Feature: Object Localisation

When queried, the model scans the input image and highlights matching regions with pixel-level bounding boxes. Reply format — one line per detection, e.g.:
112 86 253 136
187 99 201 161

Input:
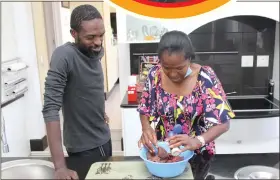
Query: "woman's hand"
138 126 157 153
167 134 202 152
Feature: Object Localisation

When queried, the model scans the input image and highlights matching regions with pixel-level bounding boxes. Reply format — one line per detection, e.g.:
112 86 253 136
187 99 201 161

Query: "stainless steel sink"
234 165 279 179
1 159 55 179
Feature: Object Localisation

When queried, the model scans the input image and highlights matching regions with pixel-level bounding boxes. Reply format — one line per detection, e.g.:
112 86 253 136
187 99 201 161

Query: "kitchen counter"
120 92 279 155
120 92 280 119
2 154 279 179
1 156 142 180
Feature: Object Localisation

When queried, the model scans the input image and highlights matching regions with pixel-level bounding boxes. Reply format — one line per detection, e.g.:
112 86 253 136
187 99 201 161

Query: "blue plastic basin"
139 141 194 178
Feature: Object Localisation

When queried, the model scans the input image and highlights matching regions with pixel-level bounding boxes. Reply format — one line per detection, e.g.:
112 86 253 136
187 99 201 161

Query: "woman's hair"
157 30 195 61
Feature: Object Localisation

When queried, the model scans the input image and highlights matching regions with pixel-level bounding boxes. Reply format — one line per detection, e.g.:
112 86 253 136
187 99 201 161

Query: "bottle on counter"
128 75 138 102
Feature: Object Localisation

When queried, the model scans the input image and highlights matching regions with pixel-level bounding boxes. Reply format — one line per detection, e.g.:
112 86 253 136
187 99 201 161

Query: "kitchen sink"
227 96 279 112
1 159 55 179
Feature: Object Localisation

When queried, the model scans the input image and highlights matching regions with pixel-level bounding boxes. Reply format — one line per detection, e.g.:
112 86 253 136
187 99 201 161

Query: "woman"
137 30 235 179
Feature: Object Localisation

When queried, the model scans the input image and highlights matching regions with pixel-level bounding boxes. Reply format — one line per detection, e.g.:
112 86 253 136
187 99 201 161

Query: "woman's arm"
200 122 229 144
137 66 159 150
199 66 235 144
140 114 151 130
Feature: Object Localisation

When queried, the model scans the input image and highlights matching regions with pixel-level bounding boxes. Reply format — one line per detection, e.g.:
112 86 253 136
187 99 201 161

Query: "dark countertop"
1 156 141 180
120 92 280 119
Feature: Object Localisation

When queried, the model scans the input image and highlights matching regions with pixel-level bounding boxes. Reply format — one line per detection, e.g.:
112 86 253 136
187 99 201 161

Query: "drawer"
218 117 279 142
215 137 279 154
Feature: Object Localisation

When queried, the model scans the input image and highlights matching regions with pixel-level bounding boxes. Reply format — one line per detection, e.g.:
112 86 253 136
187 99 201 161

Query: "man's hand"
54 167 78 180
104 113 109 124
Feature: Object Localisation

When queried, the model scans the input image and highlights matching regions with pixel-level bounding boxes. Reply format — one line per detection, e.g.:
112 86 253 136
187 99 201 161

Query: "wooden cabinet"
70 2 119 94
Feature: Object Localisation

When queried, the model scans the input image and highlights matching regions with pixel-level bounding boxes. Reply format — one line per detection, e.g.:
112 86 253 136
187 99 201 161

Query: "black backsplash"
130 16 277 96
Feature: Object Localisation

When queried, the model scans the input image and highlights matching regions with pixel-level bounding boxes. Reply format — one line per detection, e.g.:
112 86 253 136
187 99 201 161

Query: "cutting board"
85 161 193 179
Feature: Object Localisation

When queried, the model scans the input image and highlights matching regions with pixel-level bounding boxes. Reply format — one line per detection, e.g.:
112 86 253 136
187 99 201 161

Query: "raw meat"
146 147 184 163
158 147 169 159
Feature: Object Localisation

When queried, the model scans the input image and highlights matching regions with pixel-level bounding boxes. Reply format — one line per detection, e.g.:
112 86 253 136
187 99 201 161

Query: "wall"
1 3 19 62
191 17 276 96
186 16 275 96
13 2 46 140
273 23 279 100
31 2 50 102
117 8 131 99
110 6 116 13
1 2 46 156
1 2 30 157
60 6 72 44
103 2 119 92
116 1 279 98
117 1 279 43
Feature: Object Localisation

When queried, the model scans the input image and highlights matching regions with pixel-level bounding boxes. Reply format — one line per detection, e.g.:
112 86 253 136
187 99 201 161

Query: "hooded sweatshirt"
42 42 111 153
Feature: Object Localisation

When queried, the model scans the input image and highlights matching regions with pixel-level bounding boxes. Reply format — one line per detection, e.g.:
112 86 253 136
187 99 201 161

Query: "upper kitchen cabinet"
69 2 119 95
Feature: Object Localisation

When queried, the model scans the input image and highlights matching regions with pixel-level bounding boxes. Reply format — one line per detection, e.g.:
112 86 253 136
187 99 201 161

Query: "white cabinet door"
1 97 30 157
215 117 279 154
122 108 142 156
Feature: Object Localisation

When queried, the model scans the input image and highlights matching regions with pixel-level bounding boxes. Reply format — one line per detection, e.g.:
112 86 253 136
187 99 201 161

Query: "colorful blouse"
137 65 235 155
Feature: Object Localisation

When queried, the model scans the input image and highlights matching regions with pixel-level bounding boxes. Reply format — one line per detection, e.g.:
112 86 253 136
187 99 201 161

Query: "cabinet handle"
237 140 242 144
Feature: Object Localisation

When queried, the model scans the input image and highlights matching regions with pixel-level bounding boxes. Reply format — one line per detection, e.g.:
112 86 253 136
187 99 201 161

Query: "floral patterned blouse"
137 65 235 155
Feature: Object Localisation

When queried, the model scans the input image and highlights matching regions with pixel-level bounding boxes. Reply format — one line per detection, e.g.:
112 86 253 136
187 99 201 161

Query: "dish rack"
1 58 28 103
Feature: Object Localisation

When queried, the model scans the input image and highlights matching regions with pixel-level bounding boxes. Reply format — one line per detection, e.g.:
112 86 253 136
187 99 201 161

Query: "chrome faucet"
1 114 9 153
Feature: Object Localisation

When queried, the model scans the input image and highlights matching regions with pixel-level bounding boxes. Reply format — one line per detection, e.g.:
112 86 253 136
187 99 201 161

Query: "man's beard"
76 37 102 57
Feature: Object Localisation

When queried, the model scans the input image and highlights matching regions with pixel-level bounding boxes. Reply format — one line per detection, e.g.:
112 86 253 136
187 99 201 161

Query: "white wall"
1 2 46 156
117 1 279 43
1 3 19 62
103 3 119 92
273 23 279 100
117 43 130 100
60 7 72 44
13 2 46 140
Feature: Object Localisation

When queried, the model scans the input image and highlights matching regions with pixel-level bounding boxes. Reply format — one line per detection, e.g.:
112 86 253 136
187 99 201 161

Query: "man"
42 4 111 179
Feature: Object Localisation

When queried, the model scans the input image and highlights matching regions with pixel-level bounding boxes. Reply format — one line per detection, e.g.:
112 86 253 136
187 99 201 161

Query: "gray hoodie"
42 42 110 153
